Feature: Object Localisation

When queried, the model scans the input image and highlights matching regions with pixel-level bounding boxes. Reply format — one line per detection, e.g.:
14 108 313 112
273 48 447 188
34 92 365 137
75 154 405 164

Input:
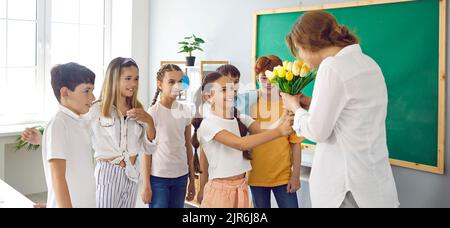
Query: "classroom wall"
4 144 46 195
148 0 450 208
133 0 150 107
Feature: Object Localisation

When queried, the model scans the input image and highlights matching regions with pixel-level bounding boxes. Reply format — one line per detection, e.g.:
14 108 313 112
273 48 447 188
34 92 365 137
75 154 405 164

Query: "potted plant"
178 35 205 66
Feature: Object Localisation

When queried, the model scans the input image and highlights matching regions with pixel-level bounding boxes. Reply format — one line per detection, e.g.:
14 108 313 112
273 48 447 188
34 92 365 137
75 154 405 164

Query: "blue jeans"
250 185 299 208
149 175 188 208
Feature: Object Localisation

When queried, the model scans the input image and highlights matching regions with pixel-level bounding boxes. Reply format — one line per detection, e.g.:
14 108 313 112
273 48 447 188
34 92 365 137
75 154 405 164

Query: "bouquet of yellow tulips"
266 60 317 95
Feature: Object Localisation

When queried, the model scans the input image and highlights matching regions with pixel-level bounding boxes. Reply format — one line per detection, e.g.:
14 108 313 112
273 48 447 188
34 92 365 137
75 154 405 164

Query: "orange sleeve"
288 133 304 144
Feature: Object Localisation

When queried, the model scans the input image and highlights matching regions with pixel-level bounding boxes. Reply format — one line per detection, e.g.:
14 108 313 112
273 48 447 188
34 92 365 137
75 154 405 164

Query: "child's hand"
197 190 204 205
186 180 196 202
141 186 152 205
277 115 294 136
287 175 301 193
21 128 42 145
127 109 152 123
269 110 291 130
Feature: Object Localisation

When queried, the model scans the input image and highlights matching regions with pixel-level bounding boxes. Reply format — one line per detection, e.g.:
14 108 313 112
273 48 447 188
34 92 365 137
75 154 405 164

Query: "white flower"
286 62 293 72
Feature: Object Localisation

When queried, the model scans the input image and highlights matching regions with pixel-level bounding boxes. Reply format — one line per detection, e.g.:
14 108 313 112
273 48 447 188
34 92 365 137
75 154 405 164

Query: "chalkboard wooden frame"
252 0 446 174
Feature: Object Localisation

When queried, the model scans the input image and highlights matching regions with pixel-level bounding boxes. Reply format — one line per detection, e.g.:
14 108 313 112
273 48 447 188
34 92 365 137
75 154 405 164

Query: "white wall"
148 0 349 106
4 144 46 195
133 0 151 108
149 0 450 208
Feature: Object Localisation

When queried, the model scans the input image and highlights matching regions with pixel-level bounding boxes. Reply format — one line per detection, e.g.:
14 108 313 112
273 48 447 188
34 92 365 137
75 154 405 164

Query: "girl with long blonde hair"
90 57 157 208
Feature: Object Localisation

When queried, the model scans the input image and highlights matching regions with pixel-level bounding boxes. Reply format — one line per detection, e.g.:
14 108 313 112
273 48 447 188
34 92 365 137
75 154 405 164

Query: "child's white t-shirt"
42 105 96 208
148 101 193 178
197 113 254 180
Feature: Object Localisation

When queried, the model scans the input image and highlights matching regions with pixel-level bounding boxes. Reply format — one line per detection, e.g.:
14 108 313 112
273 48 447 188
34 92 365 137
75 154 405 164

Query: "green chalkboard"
254 0 445 173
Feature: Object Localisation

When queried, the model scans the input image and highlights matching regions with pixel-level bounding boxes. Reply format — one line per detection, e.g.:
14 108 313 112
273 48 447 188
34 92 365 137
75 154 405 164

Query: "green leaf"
280 81 290 94
179 35 205 56
37 126 45 134
296 78 307 94
195 38 205 43
15 139 28 151
297 76 315 93
292 78 302 94
14 126 44 152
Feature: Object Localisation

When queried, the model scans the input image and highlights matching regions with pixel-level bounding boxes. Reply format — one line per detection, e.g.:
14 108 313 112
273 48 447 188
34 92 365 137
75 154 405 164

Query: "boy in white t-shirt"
41 63 97 208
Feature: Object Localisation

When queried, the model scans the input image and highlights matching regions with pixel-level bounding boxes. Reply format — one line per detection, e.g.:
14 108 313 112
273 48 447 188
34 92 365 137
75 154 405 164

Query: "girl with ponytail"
192 72 294 208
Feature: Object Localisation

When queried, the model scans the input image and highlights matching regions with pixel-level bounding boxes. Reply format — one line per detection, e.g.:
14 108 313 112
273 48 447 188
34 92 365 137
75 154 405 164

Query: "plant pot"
186 56 196 67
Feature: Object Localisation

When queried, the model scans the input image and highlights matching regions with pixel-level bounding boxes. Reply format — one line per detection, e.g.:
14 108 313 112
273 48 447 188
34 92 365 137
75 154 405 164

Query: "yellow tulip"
300 64 311 78
295 60 303 69
273 68 279 77
278 67 287 78
286 62 293 72
265 70 275 81
292 64 301 76
283 61 289 69
286 71 294 81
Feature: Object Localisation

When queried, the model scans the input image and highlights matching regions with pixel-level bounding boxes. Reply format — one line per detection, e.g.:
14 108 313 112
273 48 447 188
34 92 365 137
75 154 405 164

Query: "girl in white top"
90 57 157 208
141 64 196 208
192 72 294 208
281 11 399 208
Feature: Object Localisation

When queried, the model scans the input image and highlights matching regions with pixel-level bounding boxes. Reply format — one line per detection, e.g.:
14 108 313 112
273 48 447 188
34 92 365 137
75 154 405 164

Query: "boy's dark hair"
216 64 241 79
51 63 96 103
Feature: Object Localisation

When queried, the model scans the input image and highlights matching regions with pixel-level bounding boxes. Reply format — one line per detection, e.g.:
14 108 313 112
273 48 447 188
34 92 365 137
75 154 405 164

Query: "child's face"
258 72 273 91
226 74 240 95
119 66 139 98
65 83 95 115
206 77 235 112
158 71 183 100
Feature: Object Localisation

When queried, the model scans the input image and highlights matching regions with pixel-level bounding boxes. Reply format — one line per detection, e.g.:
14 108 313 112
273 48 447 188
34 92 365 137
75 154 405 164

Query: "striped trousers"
95 161 138 208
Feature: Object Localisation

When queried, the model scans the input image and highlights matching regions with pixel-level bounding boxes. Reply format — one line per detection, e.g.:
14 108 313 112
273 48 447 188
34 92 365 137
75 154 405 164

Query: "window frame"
0 0 128 126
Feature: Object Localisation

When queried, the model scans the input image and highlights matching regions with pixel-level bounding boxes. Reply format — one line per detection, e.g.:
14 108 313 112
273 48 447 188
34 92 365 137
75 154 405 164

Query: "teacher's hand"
299 93 312 110
281 93 302 113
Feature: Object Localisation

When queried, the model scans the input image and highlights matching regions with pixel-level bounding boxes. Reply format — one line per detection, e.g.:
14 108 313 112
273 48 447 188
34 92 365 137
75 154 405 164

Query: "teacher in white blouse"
281 11 399 208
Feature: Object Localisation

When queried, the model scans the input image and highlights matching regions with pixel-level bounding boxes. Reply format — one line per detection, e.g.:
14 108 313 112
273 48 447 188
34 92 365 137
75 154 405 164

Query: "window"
0 0 38 125
110 0 132 58
0 0 133 125
45 0 107 118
